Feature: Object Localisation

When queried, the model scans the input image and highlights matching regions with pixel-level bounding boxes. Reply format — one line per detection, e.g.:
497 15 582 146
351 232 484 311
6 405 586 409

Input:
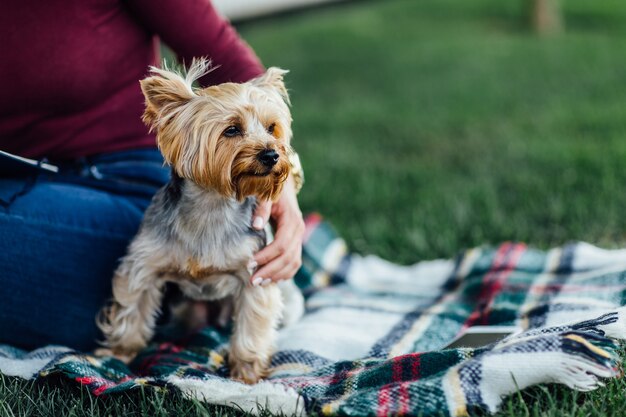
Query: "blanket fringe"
445 326 622 416
168 375 306 416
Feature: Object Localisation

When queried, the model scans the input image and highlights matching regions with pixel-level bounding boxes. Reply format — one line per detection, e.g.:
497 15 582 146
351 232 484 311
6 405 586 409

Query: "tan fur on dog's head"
140 59 293 201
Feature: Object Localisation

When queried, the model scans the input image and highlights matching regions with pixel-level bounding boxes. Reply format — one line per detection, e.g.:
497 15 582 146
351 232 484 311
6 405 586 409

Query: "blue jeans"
0 149 170 351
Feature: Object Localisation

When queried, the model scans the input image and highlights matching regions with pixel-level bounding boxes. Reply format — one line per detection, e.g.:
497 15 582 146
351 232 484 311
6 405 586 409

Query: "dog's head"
140 59 293 201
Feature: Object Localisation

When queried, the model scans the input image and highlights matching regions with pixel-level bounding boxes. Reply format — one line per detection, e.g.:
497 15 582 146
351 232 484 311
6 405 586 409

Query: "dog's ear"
250 67 290 105
139 71 195 129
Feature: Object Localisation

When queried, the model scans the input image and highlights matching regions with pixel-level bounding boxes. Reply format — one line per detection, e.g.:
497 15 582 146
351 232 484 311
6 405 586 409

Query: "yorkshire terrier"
97 59 304 384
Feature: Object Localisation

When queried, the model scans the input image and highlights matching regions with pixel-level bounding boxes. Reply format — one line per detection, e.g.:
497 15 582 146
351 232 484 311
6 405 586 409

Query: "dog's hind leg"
278 279 304 327
97 259 164 361
229 284 283 384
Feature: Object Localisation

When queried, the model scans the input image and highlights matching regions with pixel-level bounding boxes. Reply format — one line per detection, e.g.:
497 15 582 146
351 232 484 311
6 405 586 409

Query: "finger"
267 255 302 283
252 250 288 282
253 254 297 284
252 237 294 278
252 240 301 283
254 232 286 266
252 200 272 230
251 225 294 283
253 221 300 266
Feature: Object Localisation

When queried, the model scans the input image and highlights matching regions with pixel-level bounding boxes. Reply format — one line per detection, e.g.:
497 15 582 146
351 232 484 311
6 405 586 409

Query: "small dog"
97 59 304 384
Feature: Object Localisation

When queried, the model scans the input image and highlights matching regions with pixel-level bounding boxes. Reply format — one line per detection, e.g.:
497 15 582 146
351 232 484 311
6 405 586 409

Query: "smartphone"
444 326 520 349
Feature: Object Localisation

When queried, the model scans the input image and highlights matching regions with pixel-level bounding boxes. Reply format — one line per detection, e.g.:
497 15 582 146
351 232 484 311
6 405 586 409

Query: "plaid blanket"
1 214 626 416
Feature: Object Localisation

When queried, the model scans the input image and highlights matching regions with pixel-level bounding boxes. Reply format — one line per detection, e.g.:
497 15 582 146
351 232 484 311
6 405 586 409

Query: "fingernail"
247 260 258 271
261 278 272 287
253 216 264 230
252 277 263 286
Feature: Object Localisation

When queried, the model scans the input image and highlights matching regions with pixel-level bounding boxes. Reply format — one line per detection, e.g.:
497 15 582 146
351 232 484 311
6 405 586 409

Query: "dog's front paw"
229 356 267 384
111 350 138 364
109 347 140 364
93 347 138 364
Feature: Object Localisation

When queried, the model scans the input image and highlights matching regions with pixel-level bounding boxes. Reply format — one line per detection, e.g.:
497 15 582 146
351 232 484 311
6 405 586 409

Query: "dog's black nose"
257 149 279 168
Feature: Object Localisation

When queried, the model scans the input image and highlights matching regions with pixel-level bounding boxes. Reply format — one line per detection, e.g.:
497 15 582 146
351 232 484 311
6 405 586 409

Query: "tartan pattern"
1 217 626 416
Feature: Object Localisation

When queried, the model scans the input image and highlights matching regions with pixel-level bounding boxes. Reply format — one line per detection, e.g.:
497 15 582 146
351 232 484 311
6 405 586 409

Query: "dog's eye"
223 126 242 137
267 123 276 135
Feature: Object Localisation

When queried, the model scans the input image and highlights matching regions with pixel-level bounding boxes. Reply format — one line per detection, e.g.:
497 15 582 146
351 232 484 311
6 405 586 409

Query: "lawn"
3 0 626 415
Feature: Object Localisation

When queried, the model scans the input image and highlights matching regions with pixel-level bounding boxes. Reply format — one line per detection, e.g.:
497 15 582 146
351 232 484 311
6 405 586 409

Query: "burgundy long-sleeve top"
0 0 264 159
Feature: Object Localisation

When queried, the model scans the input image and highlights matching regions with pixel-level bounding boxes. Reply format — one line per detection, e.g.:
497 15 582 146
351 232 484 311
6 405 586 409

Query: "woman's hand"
250 175 304 286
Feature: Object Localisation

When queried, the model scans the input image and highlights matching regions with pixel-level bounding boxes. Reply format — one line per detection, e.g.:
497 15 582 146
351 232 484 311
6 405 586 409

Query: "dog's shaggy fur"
97 60 304 384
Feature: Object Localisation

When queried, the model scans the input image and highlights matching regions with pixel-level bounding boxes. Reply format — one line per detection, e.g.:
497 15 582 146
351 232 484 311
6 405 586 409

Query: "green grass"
0 374 210 417
4 0 626 415
246 0 626 264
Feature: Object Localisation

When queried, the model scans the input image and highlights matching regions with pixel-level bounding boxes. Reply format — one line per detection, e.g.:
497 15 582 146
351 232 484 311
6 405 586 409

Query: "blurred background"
215 0 626 263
